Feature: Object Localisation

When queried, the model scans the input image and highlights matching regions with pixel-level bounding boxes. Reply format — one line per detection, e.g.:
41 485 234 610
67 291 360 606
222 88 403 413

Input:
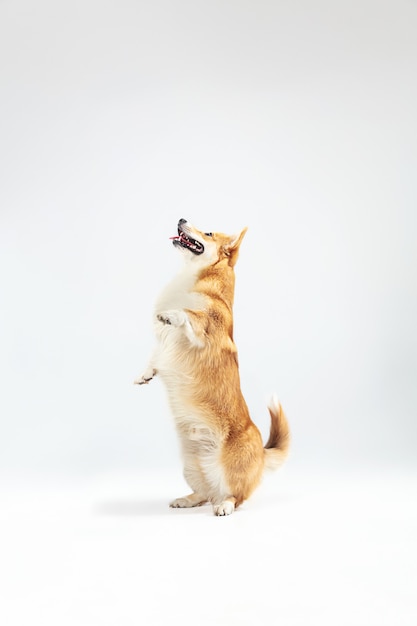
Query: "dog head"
171 218 247 267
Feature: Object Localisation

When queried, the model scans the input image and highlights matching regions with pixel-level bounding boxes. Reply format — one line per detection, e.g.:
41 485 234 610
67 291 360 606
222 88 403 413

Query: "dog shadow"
94 498 210 517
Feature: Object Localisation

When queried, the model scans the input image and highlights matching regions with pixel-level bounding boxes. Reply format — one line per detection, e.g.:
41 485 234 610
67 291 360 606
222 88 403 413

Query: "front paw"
156 310 185 327
157 313 172 325
134 368 156 385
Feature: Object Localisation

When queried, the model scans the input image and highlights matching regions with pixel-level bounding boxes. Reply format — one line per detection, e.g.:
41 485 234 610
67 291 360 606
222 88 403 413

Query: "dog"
135 218 290 515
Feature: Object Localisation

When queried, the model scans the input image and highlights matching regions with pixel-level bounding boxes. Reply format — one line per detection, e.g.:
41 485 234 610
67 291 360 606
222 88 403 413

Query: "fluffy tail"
264 395 290 470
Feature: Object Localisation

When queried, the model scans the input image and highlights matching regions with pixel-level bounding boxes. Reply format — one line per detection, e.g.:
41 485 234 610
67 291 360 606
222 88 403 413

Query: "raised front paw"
156 310 185 327
134 368 156 385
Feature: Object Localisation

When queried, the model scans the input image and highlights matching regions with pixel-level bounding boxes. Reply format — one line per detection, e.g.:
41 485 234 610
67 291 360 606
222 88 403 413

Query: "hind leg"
170 451 210 509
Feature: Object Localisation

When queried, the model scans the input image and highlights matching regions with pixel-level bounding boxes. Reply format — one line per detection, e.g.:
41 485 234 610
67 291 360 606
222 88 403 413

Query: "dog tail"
264 394 290 470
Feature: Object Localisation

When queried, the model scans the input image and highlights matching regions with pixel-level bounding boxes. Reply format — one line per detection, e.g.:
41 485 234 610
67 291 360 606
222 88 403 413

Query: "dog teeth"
178 231 202 253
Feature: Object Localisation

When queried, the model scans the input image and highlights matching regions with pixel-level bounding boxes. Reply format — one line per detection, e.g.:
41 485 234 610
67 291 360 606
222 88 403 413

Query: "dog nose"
178 218 187 225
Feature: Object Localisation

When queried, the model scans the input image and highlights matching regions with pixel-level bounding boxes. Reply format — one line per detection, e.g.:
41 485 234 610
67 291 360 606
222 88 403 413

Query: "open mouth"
170 225 204 255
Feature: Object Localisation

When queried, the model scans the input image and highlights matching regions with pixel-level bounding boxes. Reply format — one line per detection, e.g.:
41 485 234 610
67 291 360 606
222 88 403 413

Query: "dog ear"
224 227 248 266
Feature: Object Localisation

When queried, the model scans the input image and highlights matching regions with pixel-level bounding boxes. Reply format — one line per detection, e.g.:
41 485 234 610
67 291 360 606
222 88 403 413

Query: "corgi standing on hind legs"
135 218 290 516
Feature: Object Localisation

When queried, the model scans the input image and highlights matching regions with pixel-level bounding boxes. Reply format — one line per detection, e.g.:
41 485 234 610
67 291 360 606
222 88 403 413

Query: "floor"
1 465 416 626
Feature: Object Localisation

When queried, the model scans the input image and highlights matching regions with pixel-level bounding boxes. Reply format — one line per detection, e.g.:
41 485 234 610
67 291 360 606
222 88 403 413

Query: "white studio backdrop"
1 0 416 478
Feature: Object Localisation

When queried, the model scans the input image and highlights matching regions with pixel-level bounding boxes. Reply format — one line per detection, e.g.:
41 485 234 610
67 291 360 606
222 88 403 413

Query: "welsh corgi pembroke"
135 218 290 516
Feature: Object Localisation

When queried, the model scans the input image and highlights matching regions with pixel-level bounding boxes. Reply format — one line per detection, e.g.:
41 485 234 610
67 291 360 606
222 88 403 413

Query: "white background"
1 1 416 625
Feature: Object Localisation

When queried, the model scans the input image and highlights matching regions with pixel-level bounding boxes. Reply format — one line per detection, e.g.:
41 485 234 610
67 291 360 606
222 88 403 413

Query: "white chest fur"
151 265 206 379
154 265 206 314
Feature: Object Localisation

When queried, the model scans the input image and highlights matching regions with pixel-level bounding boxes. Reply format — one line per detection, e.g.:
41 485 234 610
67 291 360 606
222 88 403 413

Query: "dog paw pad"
157 314 171 325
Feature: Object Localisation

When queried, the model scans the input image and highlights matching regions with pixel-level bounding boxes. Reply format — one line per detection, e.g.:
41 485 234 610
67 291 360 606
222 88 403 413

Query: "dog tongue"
170 236 180 240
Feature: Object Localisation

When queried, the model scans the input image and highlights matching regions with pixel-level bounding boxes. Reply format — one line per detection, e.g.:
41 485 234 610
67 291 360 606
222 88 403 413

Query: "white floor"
0 465 416 626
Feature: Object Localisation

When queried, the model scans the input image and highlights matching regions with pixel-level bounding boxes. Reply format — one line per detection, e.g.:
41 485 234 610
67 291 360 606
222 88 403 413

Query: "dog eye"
205 232 213 237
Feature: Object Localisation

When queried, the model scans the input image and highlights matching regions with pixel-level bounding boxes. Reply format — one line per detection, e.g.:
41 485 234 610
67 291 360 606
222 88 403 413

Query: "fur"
135 218 290 515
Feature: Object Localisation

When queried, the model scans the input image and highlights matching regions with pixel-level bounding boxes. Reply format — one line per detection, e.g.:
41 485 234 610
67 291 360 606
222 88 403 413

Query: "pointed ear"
225 227 248 266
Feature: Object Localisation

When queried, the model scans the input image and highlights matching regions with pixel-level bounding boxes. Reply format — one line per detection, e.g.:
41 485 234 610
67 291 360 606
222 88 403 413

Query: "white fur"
135 265 205 384
267 393 281 415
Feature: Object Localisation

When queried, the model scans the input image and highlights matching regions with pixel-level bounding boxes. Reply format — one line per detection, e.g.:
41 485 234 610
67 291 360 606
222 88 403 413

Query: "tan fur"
135 219 290 515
